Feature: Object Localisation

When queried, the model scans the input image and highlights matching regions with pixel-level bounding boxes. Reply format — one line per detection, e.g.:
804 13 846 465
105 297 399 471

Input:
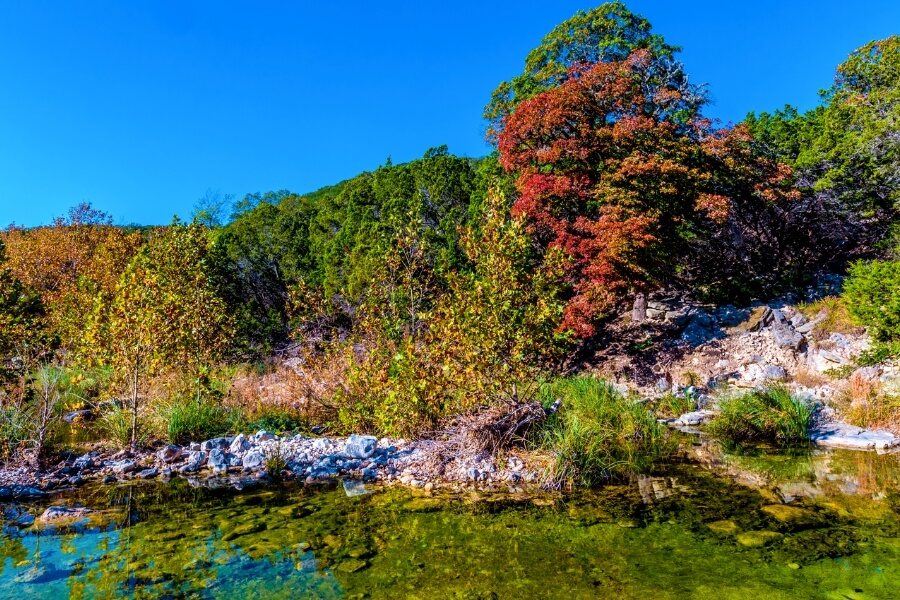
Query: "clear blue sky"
2 1 898 226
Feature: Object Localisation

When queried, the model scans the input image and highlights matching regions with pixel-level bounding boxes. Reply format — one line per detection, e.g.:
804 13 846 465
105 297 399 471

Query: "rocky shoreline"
0 430 549 501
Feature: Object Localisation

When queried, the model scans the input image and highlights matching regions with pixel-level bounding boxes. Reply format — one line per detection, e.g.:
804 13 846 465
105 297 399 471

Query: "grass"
649 392 694 419
797 296 863 341
162 399 237 444
537 376 673 488
707 386 812 444
263 441 288 478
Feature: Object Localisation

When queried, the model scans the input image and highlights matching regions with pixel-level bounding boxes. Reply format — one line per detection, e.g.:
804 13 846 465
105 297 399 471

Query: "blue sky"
2 0 898 226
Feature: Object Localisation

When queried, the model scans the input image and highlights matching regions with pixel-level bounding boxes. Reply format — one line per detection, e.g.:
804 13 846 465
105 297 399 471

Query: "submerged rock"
736 530 783 547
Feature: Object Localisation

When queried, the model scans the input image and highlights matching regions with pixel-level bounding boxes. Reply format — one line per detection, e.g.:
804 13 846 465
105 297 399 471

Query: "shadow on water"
2 446 900 598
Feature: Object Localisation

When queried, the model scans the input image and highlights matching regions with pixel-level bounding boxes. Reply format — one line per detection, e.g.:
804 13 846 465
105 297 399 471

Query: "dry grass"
797 296 865 341
792 368 830 389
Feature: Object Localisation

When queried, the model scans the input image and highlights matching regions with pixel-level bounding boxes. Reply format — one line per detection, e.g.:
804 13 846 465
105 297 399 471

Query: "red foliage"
498 50 797 337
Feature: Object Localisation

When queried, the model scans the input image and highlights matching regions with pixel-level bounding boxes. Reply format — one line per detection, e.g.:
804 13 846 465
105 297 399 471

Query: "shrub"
707 386 812 443
98 403 143 448
843 259 900 354
263 441 288 478
537 377 672 488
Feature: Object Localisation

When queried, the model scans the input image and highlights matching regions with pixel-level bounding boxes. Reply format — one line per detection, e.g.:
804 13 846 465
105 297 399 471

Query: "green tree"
484 2 699 141
99 222 233 449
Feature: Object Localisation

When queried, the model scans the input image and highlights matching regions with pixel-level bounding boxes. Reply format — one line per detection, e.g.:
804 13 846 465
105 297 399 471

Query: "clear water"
3 442 900 599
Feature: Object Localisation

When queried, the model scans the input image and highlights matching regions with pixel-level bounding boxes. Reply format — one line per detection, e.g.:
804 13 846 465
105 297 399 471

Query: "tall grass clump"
161 399 236 444
538 377 672 488
707 386 812 443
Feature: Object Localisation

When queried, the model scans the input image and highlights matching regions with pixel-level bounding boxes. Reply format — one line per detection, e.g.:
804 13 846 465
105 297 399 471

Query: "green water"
3 444 900 599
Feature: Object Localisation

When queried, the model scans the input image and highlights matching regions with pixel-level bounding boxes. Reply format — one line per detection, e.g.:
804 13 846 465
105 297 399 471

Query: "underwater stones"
230 433 251 454
761 504 821 527
345 434 378 459
222 521 267 542
40 505 92 523
403 498 442 512
706 520 739 535
242 451 265 469
343 479 371 497
335 559 369 573
157 445 183 464
736 531 783 547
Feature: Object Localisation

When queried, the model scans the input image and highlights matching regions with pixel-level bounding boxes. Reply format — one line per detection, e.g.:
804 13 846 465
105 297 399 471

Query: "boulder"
763 365 788 381
772 323 804 350
255 430 276 442
242 451 265 469
72 453 95 471
673 410 715 426
200 437 231 452
157 445 183 464
136 468 159 479
345 435 378 459
209 449 229 472
187 450 208 466
810 422 900 450
790 313 807 328
109 460 138 475
229 433 251 454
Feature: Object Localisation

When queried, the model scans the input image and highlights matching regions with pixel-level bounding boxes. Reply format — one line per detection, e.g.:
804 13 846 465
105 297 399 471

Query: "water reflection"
0 449 899 598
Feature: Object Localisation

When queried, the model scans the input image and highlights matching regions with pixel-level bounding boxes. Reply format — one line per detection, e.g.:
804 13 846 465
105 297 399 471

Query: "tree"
499 51 797 336
98 222 233 449
0 239 48 385
484 2 701 142
0 202 143 353
192 189 235 228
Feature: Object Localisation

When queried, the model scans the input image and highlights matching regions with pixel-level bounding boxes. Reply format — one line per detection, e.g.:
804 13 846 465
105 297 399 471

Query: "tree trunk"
632 292 647 323
131 368 139 451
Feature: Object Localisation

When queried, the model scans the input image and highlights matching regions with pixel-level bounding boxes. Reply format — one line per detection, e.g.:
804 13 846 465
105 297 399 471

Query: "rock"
345 434 378 459
102 475 116 484
62 409 94 423
242 451 265 469
665 308 695 328
229 433 251 454
736 531 783 547
771 309 786 324
343 479 371 497
109 459 138 475
200 437 231 452
255 430 275 442
763 365 788 381
810 422 900 450
790 313 808 328
738 306 772 332
189 442 201 451
157 445 183 464
706 520 739 535
335 559 369 573
187 450 208 466
818 350 847 365
796 317 823 334
632 293 647 322
208 449 229 472
136 468 158 479
760 504 821 527
467 467 480 481
68 476 86 486
772 324 804 350
673 410 715 426
179 461 203 474
40 506 92 524
72 453 95 471
229 456 243 467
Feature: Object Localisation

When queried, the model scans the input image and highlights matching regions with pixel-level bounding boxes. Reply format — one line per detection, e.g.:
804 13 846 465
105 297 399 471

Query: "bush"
537 377 672 488
707 386 812 443
843 259 900 353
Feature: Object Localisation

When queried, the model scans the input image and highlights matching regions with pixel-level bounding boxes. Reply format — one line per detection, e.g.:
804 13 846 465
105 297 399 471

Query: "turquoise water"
2 443 900 598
